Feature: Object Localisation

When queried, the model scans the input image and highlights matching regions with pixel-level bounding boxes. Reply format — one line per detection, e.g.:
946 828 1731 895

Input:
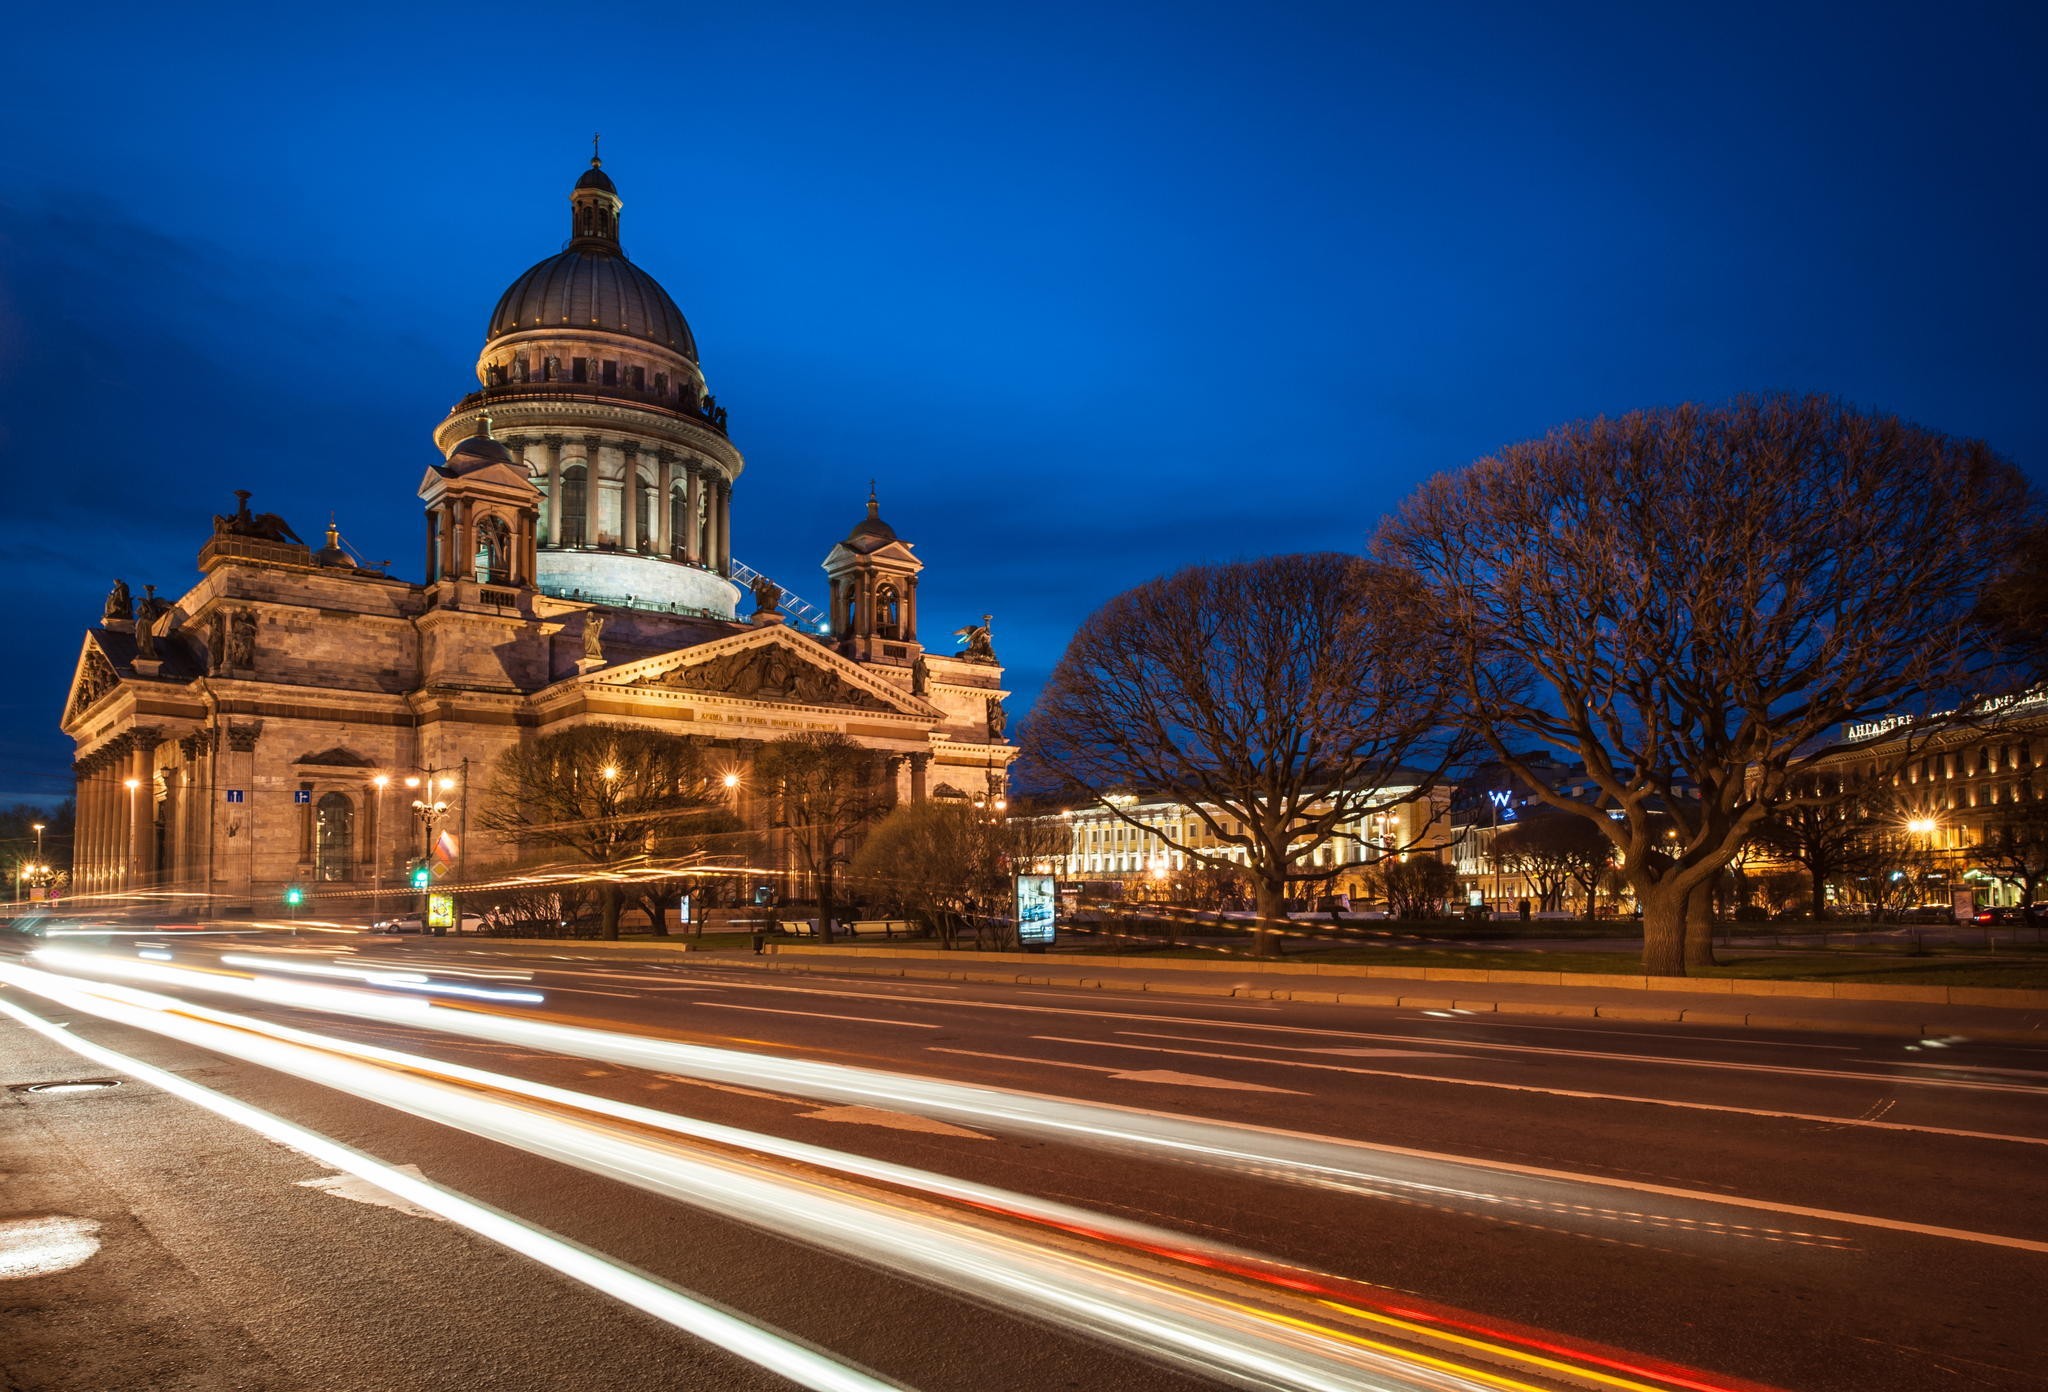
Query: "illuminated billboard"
1015 873 1057 947
426 892 456 930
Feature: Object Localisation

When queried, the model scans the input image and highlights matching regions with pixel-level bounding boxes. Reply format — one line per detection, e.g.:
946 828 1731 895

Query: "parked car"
374 912 484 935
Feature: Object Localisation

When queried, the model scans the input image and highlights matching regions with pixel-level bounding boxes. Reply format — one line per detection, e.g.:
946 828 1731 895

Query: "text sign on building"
1015 873 1057 947
426 893 456 930
224 789 245 804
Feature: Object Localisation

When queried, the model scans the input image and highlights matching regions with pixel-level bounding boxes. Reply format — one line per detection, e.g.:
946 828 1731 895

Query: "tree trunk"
1683 884 1717 970
1637 882 1686 976
1808 865 1827 922
599 884 621 941
818 863 836 945
645 893 669 936
1252 877 1287 958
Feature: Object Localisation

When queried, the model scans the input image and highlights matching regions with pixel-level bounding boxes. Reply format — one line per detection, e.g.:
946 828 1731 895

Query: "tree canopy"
1021 553 1467 954
1377 394 2037 973
476 723 734 938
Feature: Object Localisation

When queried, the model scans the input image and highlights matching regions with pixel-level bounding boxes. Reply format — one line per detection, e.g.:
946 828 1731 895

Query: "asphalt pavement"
5 930 2046 1392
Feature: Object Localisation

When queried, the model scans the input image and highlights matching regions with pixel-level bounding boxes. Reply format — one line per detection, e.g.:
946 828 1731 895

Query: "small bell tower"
418 430 542 607
822 485 922 665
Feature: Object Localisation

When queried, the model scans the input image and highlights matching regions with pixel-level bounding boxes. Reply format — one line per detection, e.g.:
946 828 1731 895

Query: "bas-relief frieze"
634 647 892 712
66 649 121 724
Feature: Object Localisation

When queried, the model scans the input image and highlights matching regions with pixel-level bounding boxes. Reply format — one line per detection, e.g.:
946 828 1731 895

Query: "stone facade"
59 158 1015 915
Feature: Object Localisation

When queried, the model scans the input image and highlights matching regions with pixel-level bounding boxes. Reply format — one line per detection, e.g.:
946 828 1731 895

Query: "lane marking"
1443 1020 1860 1050
300 1165 445 1220
931 1048 1305 1095
0 995 908 1392
0 1216 101 1279
686 1002 940 1029
999 1035 2048 1149
662 975 2048 1095
798 1106 992 1140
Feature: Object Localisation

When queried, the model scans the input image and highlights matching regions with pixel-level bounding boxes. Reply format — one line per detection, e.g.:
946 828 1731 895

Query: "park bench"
777 918 818 936
846 919 912 939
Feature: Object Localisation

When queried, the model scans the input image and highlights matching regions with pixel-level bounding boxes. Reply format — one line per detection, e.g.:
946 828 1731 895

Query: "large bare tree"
1377 395 2036 974
1022 553 1467 955
477 723 733 939
755 732 895 944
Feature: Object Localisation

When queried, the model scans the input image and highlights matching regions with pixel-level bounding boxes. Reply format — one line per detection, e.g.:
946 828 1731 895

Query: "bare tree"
1022 554 1467 955
755 732 894 944
1751 771 1896 921
1365 857 1458 920
1495 810 1612 914
1378 396 2036 974
476 724 733 939
850 800 1026 948
1977 761 2048 909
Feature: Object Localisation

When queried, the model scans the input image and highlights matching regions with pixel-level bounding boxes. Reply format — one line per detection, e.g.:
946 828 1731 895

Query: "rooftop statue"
213 490 304 546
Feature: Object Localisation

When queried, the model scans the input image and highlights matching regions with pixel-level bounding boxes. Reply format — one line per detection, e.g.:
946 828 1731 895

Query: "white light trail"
0 964 1538 1392
26 946 2046 1255
0 990 905 1392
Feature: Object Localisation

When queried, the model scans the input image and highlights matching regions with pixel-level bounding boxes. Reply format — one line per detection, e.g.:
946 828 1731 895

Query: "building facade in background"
1046 781 1452 904
60 158 1014 912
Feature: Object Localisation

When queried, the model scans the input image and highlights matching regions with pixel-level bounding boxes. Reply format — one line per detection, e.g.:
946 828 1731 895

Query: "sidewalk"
683 945 2048 1046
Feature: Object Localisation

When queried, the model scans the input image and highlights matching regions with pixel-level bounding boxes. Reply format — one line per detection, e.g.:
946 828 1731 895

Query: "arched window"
315 793 354 882
635 476 655 552
560 464 588 546
475 515 512 583
669 482 689 558
875 584 901 639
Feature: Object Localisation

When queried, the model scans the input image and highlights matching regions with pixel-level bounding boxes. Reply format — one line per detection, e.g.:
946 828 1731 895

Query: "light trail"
0 991 907 1392
3 963 1649 1392
24 946 2048 1256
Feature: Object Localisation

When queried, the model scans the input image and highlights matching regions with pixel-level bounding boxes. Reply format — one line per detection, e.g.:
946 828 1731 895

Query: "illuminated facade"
59 158 1013 911
1047 783 1451 903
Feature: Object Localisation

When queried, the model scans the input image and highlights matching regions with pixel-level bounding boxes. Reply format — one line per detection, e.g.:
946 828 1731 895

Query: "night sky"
2 2 2043 804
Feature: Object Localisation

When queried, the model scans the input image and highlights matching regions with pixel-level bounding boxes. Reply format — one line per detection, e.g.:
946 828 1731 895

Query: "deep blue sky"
2 1 2044 802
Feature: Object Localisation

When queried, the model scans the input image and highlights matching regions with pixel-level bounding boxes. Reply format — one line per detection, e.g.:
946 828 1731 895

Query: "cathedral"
60 156 1014 911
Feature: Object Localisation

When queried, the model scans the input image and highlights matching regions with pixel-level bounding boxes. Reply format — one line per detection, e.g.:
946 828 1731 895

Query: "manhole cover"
9 1079 122 1095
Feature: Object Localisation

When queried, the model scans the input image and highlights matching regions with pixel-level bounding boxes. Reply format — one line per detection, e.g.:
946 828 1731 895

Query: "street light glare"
372 775 389 788
438 776 456 792
602 766 619 781
722 773 740 789
404 776 422 789
1907 817 1937 835
123 778 139 791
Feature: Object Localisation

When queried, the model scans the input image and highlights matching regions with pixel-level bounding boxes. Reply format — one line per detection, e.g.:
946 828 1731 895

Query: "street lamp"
1907 817 1937 835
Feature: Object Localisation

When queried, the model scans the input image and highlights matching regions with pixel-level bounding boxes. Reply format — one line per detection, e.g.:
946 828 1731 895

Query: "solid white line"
0 996 907 1392
1020 1034 2048 1149
688 1002 940 1029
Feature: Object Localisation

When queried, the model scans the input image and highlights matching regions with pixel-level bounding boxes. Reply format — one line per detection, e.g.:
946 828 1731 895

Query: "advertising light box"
1015 873 1057 948
426 893 457 930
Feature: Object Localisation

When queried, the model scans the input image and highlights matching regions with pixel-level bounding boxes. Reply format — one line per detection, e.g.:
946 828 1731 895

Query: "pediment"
295 746 375 768
62 638 123 729
596 626 936 718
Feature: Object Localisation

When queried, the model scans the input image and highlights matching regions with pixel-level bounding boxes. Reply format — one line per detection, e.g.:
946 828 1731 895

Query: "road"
4 930 2045 1392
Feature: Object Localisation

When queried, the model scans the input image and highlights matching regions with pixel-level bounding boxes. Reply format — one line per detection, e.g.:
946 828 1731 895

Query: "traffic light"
283 884 304 907
409 862 432 890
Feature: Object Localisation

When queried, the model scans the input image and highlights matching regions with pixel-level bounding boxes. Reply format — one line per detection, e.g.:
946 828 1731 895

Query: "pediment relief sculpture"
637 646 893 711
67 650 121 722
